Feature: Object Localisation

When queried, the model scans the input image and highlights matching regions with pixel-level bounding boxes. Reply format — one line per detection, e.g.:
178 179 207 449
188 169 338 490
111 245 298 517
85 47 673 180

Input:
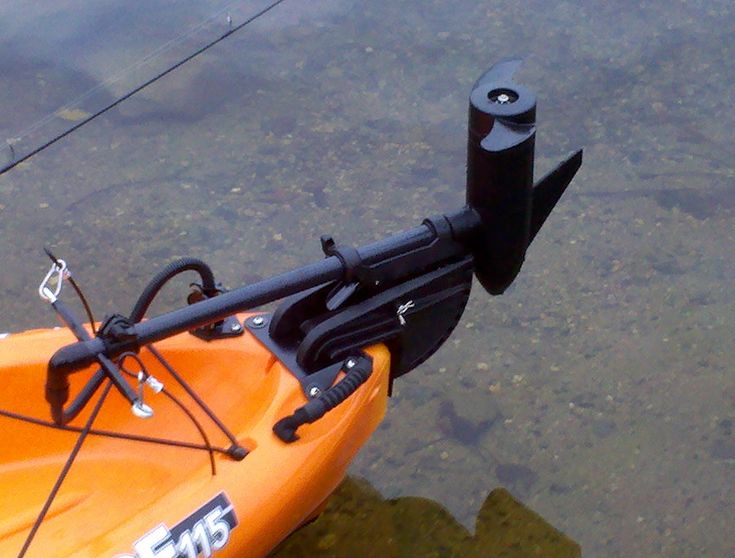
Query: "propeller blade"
472 58 523 88
480 119 535 153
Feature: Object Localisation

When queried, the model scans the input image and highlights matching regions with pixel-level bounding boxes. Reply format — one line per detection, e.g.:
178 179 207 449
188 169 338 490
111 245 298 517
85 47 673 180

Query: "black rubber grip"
273 355 372 443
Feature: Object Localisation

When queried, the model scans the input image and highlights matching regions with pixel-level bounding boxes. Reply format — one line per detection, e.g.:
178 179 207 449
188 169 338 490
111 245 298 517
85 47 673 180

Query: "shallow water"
1 1 733 556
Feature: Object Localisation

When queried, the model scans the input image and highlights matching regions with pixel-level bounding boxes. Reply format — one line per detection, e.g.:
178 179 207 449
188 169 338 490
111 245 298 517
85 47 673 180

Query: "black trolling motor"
44 60 582 438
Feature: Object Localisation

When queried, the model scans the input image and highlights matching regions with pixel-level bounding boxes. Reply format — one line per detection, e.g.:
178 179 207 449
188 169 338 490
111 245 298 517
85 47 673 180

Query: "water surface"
0 1 733 556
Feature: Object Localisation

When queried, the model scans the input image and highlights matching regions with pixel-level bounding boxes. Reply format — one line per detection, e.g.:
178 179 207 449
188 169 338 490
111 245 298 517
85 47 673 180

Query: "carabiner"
38 259 68 303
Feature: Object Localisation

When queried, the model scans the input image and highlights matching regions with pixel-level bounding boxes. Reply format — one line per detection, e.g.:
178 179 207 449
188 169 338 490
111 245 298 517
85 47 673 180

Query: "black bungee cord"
0 407 231 455
16 381 114 558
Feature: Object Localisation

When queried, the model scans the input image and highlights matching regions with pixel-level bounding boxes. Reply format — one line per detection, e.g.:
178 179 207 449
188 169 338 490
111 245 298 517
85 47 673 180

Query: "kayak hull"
0 314 390 557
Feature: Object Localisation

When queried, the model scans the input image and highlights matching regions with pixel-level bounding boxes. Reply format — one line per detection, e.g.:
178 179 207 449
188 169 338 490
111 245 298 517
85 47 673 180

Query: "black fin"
529 149 583 243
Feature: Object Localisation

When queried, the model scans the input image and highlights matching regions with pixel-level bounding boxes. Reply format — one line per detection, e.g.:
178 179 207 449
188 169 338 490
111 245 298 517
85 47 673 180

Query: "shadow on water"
271 476 580 558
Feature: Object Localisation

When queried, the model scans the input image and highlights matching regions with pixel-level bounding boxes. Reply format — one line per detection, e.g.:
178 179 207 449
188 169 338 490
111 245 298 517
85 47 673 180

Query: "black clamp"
97 314 140 356
186 281 226 305
320 235 374 310
186 283 244 341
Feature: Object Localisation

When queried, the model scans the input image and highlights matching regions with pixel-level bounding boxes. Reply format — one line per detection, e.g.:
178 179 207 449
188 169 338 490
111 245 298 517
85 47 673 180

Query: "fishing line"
9 1 246 143
0 0 289 177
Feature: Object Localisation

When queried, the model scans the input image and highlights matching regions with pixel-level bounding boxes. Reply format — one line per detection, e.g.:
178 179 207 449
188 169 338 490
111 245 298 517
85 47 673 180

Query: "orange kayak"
0 317 390 557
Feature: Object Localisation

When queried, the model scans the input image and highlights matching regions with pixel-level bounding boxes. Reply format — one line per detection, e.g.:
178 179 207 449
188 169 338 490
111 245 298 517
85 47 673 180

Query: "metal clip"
144 374 164 393
131 371 164 418
132 401 154 418
38 259 68 303
397 300 415 326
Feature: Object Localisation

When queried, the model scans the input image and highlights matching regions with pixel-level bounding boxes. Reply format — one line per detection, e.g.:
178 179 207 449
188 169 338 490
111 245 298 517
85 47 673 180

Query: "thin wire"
9 1 244 141
0 0 288 176
146 344 242 447
160 387 217 475
17 381 113 558
43 246 96 332
118 352 217 475
67 276 97 335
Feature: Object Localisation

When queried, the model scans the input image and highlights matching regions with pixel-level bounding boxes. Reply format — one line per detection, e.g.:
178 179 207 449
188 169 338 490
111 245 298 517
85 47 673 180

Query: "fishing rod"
0 0 289 177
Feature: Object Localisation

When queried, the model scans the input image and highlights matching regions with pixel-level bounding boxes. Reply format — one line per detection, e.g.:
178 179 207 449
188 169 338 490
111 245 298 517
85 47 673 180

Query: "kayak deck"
0 314 390 557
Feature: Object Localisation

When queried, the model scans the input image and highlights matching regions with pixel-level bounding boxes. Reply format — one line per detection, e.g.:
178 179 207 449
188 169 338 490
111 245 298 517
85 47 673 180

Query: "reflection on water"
0 0 733 557
272 476 580 558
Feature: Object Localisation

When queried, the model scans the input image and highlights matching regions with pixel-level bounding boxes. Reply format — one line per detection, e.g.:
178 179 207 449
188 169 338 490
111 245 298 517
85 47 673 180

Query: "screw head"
251 316 265 327
308 385 321 397
345 358 357 369
231 322 242 332
488 87 519 105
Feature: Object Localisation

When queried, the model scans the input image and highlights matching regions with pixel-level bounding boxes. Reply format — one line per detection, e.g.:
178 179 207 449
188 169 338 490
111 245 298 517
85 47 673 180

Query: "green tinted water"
0 1 733 556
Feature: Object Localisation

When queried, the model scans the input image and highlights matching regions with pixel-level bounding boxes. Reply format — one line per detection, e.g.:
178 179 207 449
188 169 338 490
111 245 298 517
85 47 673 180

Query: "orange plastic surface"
0 314 390 557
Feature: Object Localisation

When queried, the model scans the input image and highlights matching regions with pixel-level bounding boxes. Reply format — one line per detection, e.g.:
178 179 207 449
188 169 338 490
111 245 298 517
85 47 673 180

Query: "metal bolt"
488 88 518 105
345 358 356 369
251 316 265 327
231 322 242 332
308 385 321 397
